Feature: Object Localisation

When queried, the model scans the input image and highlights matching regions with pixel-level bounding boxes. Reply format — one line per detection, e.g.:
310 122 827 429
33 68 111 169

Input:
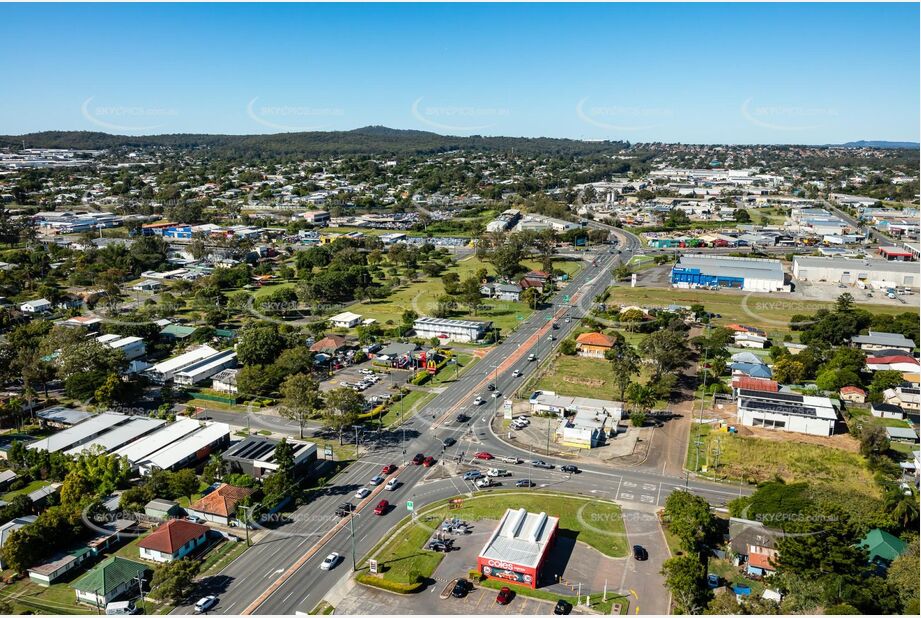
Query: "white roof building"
329 311 363 328
146 345 220 382
113 418 203 465
136 422 231 475
64 418 166 456
27 413 129 453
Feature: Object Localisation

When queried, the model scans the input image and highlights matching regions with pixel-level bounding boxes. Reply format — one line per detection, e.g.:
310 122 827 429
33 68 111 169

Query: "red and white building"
476 508 558 589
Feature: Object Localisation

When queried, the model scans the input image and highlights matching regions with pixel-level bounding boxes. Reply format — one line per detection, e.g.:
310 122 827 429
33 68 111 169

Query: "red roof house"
731 376 779 392
186 484 255 525
138 519 210 563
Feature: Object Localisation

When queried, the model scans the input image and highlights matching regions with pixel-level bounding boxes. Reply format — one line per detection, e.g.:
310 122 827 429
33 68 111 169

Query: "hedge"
355 573 424 593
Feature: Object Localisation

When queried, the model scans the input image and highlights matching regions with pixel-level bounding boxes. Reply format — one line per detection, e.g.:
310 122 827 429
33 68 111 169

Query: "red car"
423 456 435 467
381 464 396 475
412 453 425 465
474 452 494 460
496 587 513 605
373 499 389 515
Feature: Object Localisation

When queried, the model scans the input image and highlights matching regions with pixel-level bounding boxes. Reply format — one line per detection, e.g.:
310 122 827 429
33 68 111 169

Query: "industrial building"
477 508 559 589
135 422 231 476
64 417 165 456
736 389 839 436
221 435 317 479
27 413 130 453
413 316 493 343
146 345 236 385
671 255 788 292
792 256 918 289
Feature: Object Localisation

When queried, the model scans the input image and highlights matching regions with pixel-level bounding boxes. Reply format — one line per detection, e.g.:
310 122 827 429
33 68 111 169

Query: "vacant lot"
534 355 621 400
686 424 879 500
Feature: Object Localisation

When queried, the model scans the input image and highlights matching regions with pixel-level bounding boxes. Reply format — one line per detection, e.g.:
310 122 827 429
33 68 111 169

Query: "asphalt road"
172 228 750 616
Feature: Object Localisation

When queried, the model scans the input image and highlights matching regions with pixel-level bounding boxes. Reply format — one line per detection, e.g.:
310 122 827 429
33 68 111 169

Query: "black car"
554 599 573 615
632 545 648 561
428 541 450 552
455 414 469 423
451 579 470 598
335 503 354 517
561 464 579 474
515 479 535 488
443 437 457 448
486 383 496 391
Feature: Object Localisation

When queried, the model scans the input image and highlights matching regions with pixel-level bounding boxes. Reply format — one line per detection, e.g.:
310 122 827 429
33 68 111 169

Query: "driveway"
619 507 670 615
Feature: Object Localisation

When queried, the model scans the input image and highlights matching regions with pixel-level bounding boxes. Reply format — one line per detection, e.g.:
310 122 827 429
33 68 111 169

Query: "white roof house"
20 299 53 313
96 334 146 361
329 311 363 328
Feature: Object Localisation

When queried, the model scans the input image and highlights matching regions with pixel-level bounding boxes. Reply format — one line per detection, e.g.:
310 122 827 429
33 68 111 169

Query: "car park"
451 579 470 598
423 456 435 467
515 479 535 487
561 464 579 473
373 499 389 515
381 464 396 474
442 437 457 448
368 475 385 486
354 487 371 499
412 453 425 465
531 459 554 469
462 470 483 481
385 478 399 491
194 596 218 614
496 586 514 605
320 552 341 570
474 451 494 460
633 545 648 561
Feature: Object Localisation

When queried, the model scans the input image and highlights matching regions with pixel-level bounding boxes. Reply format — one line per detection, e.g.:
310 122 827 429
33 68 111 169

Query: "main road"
172 227 749 615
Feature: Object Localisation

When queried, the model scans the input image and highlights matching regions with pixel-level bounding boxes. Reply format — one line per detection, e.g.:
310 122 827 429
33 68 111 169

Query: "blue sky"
1 2 918 144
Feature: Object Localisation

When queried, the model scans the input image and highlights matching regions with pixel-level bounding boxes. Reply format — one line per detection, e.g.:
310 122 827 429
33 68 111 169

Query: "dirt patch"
563 376 606 388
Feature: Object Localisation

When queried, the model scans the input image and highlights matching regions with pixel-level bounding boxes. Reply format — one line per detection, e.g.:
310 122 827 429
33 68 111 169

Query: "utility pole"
352 425 361 460
349 510 357 570
134 572 146 613
713 437 722 472
546 414 552 455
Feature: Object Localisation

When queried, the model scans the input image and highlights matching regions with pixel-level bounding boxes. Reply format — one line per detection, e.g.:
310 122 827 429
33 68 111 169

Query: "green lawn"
378 390 437 427
2 479 51 502
428 352 479 387
358 516 446 585
686 424 879 499
534 355 622 401
0 575 91 614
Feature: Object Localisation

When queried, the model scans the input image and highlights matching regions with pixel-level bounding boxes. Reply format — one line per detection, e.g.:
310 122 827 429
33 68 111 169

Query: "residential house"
885 426 919 443
185 483 255 526
144 499 182 521
28 547 93 586
851 331 916 354
731 376 779 393
138 519 210 563
71 556 150 608
329 312 362 329
130 279 163 292
211 369 239 394
733 332 769 349
839 386 867 404
0 516 37 569
479 282 522 301
309 334 349 354
0 469 17 490
20 298 53 313
575 332 617 359
519 270 551 290
883 385 920 412
859 528 907 571
728 517 782 577
871 402 905 420
865 355 920 374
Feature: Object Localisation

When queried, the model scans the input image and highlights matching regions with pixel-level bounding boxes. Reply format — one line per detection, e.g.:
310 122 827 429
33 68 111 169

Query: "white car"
491 392 501 398
354 487 371 499
194 596 218 614
473 396 484 405
475 477 493 488
320 552 341 570
528 353 537 361
500 456 523 464
512 369 522 377
385 478 399 491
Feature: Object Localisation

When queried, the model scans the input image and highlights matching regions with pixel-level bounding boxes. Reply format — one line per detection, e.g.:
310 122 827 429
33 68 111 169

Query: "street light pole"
349 510 357 571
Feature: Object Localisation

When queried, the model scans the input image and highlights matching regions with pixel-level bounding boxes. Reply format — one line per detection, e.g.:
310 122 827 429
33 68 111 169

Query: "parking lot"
319 363 401 403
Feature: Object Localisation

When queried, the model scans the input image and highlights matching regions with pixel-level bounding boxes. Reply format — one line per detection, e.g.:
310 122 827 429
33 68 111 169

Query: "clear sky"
1 2 918 144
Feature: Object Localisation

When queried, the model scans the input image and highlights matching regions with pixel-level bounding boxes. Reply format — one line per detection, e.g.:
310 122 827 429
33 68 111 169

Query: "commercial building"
145 345 232 383
173 349 237 386
64 417 166 456
792 256 918 289
36 406 92 427
27 413 129 453
221 435 317 479
476 508 559 589
211 368 239 394
528 391 624 422
135 422 231 476
413 316 492 343
671 255 788 292
556 409 612 448
736 389 839 437
112 418 203 466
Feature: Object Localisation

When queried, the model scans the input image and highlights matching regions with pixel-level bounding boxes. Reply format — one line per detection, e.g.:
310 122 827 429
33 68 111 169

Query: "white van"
105 601 139 615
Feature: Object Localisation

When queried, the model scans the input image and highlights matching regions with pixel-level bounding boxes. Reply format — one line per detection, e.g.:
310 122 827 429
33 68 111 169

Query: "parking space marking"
620 492 634 500
623 481 637 488
640 495 655 503
643 483 657 491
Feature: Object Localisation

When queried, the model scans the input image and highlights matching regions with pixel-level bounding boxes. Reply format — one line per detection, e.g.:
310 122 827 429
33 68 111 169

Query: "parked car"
412 453 425 465
442 437 457 448
373 500 389 515
706 573 721 588
554 599 573 614
381 464 397 474
496 586 514 605
320 552 341 570
474 452 494 460
194 596 218 614
633 545 648 561
186 515 205 524
423 456 435 467
354 487 371 499
561 465 579 473
428 540 450 552
385 478 399 491
531 460 554 469
516 479 535 487
463 470 483 481
368 475 385 486
451 579 470 598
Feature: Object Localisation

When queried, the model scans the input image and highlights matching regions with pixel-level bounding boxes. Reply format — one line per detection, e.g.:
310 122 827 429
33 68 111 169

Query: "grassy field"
428 352 479 387
378 390 437 427
686 425 879 499
606 284 918 338
534 355 622 400
2 479 51 502
360 516 445 585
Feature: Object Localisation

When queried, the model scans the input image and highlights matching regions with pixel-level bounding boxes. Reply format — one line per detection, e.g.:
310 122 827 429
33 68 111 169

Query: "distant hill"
0 126 629 158
836 140 919 150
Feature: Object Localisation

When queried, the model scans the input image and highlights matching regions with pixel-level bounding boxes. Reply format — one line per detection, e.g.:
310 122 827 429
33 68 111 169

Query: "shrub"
355 573 423 593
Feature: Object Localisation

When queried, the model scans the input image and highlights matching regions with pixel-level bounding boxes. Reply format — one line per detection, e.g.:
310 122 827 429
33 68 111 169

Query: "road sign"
406 501 414 512
545 314 552 321
323 445 333 459
369 559 379 574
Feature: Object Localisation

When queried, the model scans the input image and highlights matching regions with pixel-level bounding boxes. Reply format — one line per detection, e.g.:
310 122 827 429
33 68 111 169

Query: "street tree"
280 373 323 439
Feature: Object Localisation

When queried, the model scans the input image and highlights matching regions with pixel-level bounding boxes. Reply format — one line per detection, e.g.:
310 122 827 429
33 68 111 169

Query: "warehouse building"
736 389 839 436
477 508 559 589
64 417 165 456
671 255 788 292
27 413 129 453
146 345 233 383
413 316 493 343
792 256 917 289
173 349 237 386
112 418 203 466
136 422 231 475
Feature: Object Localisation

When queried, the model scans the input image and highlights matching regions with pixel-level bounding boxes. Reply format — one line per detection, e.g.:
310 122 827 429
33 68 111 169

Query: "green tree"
607 342 640 400
858 423 890 459
168 469 200 504
661 554 709 614
771 356 806 384
323 387 364 444
663 490 717 553
639 329 690 379
630 411 646 427
149 558 200 602
887 538 920 614
279 373 323 439
236 324 286 366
